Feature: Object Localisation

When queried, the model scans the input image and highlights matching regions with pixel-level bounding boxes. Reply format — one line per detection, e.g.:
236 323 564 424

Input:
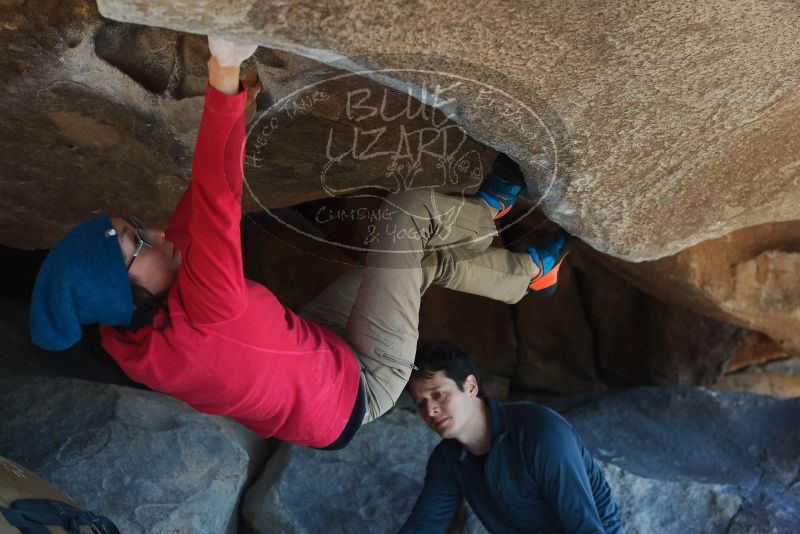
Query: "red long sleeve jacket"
101 85 360 448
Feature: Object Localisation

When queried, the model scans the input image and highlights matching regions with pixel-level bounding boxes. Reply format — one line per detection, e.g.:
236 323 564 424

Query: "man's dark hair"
412 339 485 399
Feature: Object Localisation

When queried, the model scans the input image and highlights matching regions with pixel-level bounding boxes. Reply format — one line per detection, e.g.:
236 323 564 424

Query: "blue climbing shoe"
477 153 526 219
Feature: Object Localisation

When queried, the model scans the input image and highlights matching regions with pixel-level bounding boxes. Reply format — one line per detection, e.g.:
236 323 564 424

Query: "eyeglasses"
126 216 154 271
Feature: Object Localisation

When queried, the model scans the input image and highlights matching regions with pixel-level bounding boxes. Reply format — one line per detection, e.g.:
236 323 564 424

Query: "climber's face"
110 217 180 296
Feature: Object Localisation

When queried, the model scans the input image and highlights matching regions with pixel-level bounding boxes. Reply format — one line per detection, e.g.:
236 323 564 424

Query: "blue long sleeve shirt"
400 399 622 533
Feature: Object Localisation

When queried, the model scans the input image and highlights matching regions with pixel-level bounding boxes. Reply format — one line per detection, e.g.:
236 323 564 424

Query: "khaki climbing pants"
300 190 535 423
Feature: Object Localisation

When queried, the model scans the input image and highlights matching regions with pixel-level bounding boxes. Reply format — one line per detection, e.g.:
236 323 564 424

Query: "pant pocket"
357 351 412 422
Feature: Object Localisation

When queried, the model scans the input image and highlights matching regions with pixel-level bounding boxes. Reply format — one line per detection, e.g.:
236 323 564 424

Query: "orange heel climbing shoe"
527 231 577 296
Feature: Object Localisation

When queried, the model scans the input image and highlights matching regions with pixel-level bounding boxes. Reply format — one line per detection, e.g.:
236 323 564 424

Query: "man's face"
408 370 479 440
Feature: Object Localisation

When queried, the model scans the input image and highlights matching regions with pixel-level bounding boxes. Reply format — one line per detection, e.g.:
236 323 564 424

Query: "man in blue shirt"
401 340 622 533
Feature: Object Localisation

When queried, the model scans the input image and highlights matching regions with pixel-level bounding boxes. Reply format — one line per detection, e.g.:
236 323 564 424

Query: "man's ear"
464 374 480 398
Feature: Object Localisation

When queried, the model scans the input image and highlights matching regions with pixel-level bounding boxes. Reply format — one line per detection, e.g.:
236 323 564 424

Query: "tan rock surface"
97 0 800 260
0 1 199 249
604 220 800 352
714 371 800 398
725 331 790 373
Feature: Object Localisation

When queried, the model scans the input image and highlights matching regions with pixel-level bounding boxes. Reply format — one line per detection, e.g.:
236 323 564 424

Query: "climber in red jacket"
30 36 573 450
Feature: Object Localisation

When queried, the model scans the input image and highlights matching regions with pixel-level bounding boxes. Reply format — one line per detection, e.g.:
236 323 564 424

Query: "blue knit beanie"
30 214 134 350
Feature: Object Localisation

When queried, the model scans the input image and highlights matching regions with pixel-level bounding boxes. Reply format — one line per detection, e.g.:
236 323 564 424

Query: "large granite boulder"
0 375 268 534
557 388 800 533
96 0 800 261
241 407 440 533
242 388 800 533
597 462 741 533
5 0 799 263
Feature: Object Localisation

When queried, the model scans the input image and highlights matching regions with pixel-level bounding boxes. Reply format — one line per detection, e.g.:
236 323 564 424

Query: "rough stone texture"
0 0 201 249
0 0 495 249
97 0 800 261
715 356 800 398
597 461 742 533
760 355 800 377
552 387 800 533
714 369 800 398
0 375 264 534
244 388 800 533
604 220 800 352
726 331 790 373
241 407 441 534
497 212 749 391
240 62 496 219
